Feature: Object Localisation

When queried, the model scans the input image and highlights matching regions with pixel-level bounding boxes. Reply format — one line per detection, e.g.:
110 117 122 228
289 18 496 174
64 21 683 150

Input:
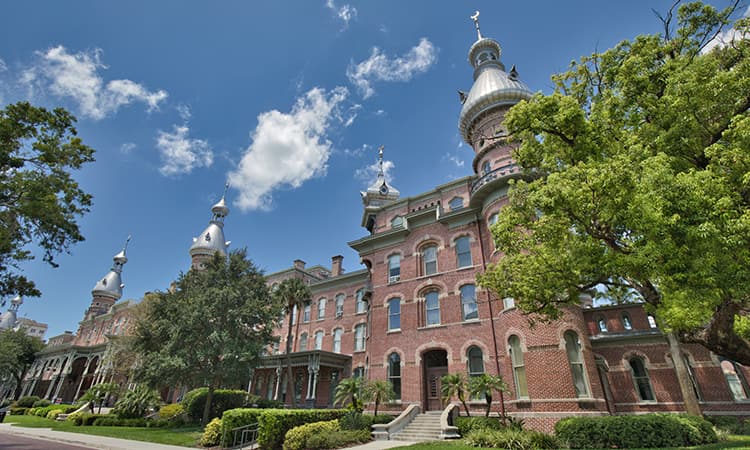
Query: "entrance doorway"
422 349 448 411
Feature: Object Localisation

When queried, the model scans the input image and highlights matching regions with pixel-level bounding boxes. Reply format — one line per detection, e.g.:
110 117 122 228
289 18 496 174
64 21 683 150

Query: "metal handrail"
225 422 258 449
470 163 519 194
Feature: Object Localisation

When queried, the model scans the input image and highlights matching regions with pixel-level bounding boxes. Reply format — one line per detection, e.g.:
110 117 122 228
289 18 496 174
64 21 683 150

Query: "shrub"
456 416 504 436
200 417 223 447
16 396 40 407
257 409 347 450
555 414 717 449
9 407 28 415
284 419 340 450
32 399 51 408
66 412 110 426
464 428 558 449
339 411 373 431
306 429 371 449
220 408 264 446
159 403 186 421
46 409 65 420
181 387 248 423
705 415 748 434
113 386 161 419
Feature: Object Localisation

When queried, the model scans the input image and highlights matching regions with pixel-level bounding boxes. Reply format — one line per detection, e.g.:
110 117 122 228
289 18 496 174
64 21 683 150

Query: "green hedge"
705 415 750 435
306 429 371 449
200 418 223 447
28 404 76 417
15 396 40 407
9 407 29 415
283 419 340 450
91 416 172 427
257 409 347 450
66 412 110 426
181 387 248 423
456 416 504 436
555 414 717 449
31 399 52 408
220 408 265 446
465 428 560 449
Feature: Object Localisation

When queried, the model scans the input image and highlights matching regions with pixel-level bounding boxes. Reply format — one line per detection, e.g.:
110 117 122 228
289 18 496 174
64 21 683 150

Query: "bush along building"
17 15 750 432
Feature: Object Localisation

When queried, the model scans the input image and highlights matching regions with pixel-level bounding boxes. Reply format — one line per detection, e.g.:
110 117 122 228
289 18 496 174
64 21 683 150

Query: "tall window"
564 331 590 397
597 317 608 332
299 333 308 351
333 328 343 353
356 289 367 313
422 245 437 276
291 304 297 325
388 298 401 331
683 354 702 401
354 324 366 351
425 290 440 326
647 314 658 328
456 236 472 268
467 346 484 380
266 374 274 400
721 359 749 400
460 284 478 321
303 301 311 322
317 298 326 320
621 313 632 330
508 335 528 398
388 254 401 283
314 331 324 350
388 352 402 400
335 294 345 317
630 357 655 401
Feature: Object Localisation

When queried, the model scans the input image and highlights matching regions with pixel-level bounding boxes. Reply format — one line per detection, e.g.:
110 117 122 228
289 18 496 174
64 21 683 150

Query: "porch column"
273 366 282 401
310 368 319 401
74 358 93 400
305 366 313 400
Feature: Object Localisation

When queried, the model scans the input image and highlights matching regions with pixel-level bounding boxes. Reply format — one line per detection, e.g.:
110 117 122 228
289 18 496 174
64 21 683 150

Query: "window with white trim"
721 359 749 401
354 324 366 351
456 236 472 268
460 284 478 321
508 335 528 398
355 289 367 314
391 216 404 229
630 356 655 401
565 331 590 397
621 313 632 330
388 254 401 283
314 331 323 350
335 294 345 317
303 301 311 323
422 245 437 276
449 197 464 211
388 298 401 331
388 352 401 400
299 333 308 351
317 298 326 320
425 290 440 326
333 328 343 353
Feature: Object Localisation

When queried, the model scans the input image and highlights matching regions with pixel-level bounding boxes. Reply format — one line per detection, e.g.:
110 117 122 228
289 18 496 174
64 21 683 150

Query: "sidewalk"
0 422 420 450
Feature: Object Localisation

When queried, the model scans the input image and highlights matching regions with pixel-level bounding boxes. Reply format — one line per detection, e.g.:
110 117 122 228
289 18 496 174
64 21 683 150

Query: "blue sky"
0 1 740 338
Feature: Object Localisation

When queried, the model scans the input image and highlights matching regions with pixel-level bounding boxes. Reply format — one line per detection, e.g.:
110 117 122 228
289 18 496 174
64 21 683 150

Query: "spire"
360 145 400 232
190 185 232 263
470 10 482 40
0 296 22 330
211 182 230 222
92 239 130 301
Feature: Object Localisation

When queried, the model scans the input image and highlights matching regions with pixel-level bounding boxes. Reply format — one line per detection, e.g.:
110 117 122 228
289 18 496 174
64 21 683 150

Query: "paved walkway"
0 422 421 449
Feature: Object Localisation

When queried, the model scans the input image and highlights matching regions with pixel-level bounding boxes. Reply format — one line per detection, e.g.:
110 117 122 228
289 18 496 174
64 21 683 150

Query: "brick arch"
593 353 610 371
622 349 653 368
329 325 344 335
449 230 477 246
503 328 529 352
413 279 447 298
411 235 446 253
383 250 403 264
460 340 491 364
381 292 405 307
312 327 326 335
383 347 405 367
557 325 589 350
350 319 367 332
452 278 478 293
415 341 454 366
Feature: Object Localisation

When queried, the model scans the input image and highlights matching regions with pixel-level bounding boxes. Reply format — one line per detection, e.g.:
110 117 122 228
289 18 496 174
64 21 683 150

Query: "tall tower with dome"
189 185 232 269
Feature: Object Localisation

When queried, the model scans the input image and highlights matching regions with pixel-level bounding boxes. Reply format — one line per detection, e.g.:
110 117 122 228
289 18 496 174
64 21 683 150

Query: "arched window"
391 216 404 229
317 298 326 320
303 301 311 322
355 289 367 313
333 328 343 353
299 333 308 351
449 197 464 210
621 313 632 330
467 346 484 379
388 298 401 331
422 245 438 276
647 314 658 329
508 335 528 398
425 290 440 326
335 294 345 317
488 213 499 226
314 331 324 350
388 254 401 283
564 331 590 397
460 284 478 321
630 357 655 401
388 353 402 400
597 317 608 333
456 236 472 268
721 359 749 400
354 324 366 351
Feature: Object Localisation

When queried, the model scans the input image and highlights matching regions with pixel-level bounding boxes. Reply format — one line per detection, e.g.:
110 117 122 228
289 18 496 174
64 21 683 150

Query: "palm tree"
468 374 508 417
362 380 395 416
334 377 363 411
272 278 311 408
441 373 470 416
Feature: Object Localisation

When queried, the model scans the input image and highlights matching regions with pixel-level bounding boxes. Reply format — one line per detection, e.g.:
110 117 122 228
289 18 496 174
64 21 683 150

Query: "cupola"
190 184 232 267
360 146 400 233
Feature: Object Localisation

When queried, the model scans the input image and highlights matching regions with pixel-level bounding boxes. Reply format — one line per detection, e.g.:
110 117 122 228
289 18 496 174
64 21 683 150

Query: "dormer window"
449 197 464 211
391 216 404 229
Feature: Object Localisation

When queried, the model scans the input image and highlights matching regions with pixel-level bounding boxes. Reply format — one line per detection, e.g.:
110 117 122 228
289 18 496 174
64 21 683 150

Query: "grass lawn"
392 435 750 449
5 414 203 447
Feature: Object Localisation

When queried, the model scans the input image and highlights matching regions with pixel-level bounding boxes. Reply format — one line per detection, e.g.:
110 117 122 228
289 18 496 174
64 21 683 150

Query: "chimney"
293 259 306 270
331 255 344 277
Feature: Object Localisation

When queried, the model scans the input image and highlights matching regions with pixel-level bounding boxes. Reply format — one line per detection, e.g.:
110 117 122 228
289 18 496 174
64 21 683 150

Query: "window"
597 317 608 333
425 291 440 326
354 324 366 351
299 333 308 351
333 328 343 353
460 284 478 321
422 245 437 276
303 301 311 323
456 236 472 268
630 357 655 401
449 197 464 211
467 346 484 379
683 353 702 401
622 313 632 330
488 213 499 226
356 289 367 314
647 314 658 329
482 161 491 174
353 366 365 378
317 298 326 320
314 331 323 350
391 216 404 229
508 335 528 398
272 341 279 355
564 331 590 397
291 305 297 325
388 298 401 331
335 294 345 317
388 352 402 400
266 374 275 400
721 359 749 400
388 255 401 283
503 297 515 309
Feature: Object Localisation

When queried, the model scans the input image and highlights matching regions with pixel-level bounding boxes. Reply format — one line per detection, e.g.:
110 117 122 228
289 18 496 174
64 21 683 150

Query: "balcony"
470 162 520 195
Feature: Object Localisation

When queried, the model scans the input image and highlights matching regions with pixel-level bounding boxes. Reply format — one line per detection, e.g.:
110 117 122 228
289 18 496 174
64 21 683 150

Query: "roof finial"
122 235 132 253
221 182 230 201
378 145 385 177
470 10 482 40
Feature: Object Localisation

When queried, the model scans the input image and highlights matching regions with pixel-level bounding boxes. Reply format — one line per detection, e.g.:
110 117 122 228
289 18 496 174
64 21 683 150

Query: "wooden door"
426 366 448 411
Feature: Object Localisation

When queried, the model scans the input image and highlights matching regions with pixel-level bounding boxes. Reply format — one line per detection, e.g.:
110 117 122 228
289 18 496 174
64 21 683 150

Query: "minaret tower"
88 237 130 319
360 145 400 233
190 184 231 269
458 11 533 203
0 295 23 330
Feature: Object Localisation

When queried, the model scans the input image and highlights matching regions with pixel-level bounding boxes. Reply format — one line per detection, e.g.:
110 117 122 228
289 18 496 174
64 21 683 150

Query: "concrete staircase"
391 411 443 442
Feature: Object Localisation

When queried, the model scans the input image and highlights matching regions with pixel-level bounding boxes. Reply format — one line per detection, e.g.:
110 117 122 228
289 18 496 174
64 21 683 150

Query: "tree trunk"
374 398 379 416
667 332 701 416
202 385 214 426
285 304 297 408
485 393 492 417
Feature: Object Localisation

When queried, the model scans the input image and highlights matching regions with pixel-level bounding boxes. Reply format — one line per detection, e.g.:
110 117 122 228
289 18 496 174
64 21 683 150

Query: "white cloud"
344 143 371 157
176 104 191 121
325 0 357 29
22 46 167 120
0 58 7 72
120 142 136 154
443 152 465 168
374 109 386 116
344 103 361 127
347 38 438 99
355 158 395 185
156 125 213 176
228 86 349 211
703 6 750 53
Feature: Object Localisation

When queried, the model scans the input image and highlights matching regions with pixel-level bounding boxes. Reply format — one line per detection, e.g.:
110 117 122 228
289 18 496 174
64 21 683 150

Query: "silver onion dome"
190 186 231 258
0 295 22 330
92 239 129 300
458 36 532 143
